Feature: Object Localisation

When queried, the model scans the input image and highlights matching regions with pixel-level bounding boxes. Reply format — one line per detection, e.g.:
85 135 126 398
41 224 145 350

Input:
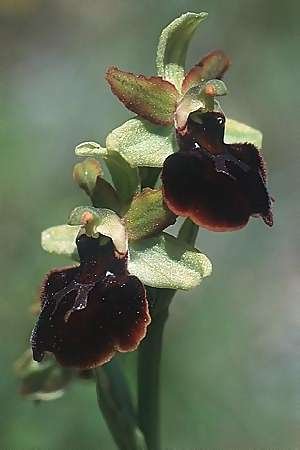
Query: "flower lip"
162 112 273 231
31 234 150 369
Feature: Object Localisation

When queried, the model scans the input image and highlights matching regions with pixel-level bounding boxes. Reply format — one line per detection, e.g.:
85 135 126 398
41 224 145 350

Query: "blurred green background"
1 0 299 448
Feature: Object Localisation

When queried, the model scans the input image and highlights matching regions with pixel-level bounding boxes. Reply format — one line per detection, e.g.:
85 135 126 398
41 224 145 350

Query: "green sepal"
225 118 263 149
106 66 179 126
128 233 212 290
106 117 175 168
156 12 208 91
15 350 72 401
73 158 121 213
68 206 128 256
124 189 176 241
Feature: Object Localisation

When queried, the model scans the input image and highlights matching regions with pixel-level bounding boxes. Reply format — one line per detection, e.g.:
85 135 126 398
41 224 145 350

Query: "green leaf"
156 12 208 91
73 158 121 213
182 50 230 93
41 224 81 258
106 66 179 125
68 206 128 256
224 118 263 149
125 189 176 241
128 233 212 290
106 117 175 168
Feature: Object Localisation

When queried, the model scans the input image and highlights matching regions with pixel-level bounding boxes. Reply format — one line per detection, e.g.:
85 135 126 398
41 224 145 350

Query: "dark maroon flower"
162 112 273 231
31 234 150 369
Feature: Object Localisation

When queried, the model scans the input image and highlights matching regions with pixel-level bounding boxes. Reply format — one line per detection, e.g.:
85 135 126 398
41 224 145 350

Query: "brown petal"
182 50 230 93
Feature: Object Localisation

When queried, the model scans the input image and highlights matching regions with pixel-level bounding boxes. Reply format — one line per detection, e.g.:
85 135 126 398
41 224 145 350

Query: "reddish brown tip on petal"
182 50 231 93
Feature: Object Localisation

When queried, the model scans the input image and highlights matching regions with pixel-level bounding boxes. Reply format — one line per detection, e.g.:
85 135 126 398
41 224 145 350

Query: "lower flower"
162 112 273 231
31 233 151 369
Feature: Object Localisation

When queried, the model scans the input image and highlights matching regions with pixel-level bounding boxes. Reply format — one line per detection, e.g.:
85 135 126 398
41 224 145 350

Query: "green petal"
156 12 208 91
106 117 176 168
125 189 176 241
106 67 178 125
41 224 80 258
128 233 212 290
225 118 263 149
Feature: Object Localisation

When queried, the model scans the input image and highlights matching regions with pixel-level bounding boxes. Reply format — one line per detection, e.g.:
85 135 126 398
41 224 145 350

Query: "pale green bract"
156 12 208 92
129 233 212 290
106 117 175 168
224 118 263 149
41 225 212 291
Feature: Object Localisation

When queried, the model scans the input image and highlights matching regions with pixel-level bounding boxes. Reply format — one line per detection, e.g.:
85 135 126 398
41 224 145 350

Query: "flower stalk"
95 359 147 450
138 288 175 450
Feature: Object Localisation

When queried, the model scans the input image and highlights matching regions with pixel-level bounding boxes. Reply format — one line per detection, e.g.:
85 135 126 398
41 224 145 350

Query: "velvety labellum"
31 235 150 369
162 112 273 231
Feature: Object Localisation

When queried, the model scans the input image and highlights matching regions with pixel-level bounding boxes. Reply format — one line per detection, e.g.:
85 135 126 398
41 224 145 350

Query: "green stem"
138 289 175 450
137 219 198 450
95 359 147 450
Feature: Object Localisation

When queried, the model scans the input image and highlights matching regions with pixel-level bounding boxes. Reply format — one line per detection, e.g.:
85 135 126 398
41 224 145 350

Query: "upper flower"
105 13 273 231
